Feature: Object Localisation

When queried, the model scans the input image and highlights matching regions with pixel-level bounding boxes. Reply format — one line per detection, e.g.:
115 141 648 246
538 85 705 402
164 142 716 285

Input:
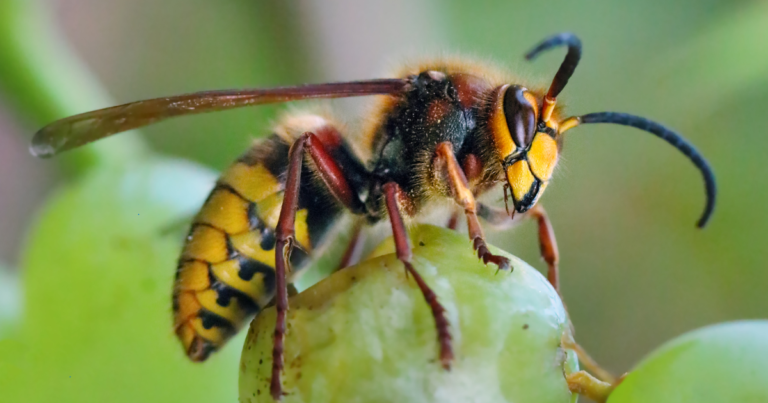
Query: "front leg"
476 202 560 293
434 142 511 271
527 205 560 293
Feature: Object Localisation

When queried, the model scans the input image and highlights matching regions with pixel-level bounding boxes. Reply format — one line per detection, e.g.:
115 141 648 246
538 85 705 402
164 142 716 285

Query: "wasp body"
173 119 358 360
31 33 716 400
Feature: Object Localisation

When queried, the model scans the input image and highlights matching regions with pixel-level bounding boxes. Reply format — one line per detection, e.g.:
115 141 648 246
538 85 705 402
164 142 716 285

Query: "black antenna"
525 32 583 100
579 112 716 228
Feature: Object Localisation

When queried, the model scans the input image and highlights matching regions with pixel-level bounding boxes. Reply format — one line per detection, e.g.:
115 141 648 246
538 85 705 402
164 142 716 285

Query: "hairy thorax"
363 65 505 218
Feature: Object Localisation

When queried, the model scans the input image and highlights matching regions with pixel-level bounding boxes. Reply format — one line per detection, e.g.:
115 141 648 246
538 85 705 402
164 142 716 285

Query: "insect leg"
475 202 560 292
477 202 613 386
271 131 363 400
434 142 511 271
474 202 561 293
336 220 367 271
565 371 614 402
562 332 618 385
446 209 461 230
528 205 560 292
382 182 454 369
446 153 490 231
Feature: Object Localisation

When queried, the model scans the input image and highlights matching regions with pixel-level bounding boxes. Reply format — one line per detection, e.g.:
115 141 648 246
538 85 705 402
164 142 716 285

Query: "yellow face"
491 85 560 213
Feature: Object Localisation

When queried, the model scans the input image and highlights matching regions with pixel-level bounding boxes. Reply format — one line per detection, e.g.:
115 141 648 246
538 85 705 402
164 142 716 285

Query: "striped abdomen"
172 128 347 360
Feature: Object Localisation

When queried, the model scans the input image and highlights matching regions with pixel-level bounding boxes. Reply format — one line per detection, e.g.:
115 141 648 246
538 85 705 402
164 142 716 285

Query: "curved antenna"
525 32 582 100
560 112 716 228
525 33 583 122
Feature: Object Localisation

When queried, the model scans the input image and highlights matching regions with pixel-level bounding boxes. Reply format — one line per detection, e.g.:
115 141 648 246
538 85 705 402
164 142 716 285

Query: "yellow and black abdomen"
172 118 357 360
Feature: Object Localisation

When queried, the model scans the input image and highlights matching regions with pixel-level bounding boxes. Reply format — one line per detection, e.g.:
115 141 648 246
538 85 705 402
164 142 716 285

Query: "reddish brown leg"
475 202 560 291
528 205 560 293
446 209 461 230
434 142 510 271
335 221 366 271
382 182 453 369
271 132 362 400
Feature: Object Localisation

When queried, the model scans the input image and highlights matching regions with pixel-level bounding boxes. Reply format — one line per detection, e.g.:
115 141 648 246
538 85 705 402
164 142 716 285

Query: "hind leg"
271 131 366 400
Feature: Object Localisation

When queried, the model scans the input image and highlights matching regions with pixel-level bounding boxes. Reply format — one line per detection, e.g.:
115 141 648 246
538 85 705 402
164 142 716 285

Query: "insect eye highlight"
503 86 537 148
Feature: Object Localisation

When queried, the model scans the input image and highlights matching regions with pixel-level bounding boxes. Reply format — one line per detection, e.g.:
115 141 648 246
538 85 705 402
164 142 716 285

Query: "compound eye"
503 86 537 148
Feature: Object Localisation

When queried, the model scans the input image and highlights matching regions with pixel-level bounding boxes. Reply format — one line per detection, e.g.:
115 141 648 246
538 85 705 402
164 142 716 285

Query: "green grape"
608 320 768 403
1 158 243 403
0 263 21 338
240 224 578 403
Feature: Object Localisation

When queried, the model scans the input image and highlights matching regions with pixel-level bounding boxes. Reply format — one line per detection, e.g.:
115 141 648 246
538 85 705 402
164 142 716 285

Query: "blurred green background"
0 0 766 402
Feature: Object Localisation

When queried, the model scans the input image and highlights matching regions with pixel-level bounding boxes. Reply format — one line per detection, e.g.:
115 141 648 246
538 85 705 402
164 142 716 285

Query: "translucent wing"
31 79 408 157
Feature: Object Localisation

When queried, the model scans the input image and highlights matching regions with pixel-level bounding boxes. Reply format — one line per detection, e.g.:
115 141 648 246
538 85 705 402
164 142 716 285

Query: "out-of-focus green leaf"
661 2 768 113
240 225 578 403
608 321 768 403
0 157 248 403
0 0 146 174
121 2 312 170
